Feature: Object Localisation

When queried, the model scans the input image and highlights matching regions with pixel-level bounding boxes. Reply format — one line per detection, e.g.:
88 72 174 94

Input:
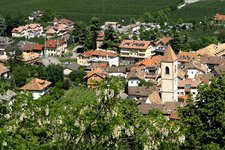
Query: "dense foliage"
0 77 183 149
179 74 225 149
169 0 225 22
0 0 181 24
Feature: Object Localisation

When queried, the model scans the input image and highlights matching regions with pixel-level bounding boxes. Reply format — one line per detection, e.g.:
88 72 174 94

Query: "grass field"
169 0 225 22
0 0 181 23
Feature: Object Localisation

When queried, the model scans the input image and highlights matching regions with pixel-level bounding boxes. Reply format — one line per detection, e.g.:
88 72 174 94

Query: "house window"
131 81 133 84
165 67 169 74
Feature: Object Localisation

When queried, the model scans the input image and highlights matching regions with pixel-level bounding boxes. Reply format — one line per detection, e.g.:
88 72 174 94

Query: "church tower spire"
161 46 178 103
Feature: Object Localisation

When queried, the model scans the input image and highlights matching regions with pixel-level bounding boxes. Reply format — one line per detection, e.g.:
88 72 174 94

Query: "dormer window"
124 43 129 46
132 43 138 47
138 43 144 47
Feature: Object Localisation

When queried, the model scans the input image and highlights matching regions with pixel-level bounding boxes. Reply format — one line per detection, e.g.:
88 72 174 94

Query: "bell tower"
161 46 178 103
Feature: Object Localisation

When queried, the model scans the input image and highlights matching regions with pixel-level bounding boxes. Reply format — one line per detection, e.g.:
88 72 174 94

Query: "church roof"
162 46 177 62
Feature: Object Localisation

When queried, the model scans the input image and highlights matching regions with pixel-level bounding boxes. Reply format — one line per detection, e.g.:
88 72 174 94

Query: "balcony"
120 50 129 53
138 51 146 54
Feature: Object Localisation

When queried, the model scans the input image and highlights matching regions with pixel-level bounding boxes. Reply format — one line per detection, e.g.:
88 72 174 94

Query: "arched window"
165 67 169 74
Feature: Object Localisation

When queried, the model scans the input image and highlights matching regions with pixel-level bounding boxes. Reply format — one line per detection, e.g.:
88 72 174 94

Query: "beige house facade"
119 40 155 59
45 39 67 56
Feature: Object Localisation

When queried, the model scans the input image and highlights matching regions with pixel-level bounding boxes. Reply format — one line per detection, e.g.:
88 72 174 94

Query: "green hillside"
0 0 181 23
169 0 225 22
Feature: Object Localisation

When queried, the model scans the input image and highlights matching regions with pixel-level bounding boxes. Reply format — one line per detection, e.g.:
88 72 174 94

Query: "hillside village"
1 8 225 149
1 12 225 116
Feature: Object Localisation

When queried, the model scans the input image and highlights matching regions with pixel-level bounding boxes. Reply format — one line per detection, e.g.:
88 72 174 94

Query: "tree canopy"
179 74 225 149
0 77 183 149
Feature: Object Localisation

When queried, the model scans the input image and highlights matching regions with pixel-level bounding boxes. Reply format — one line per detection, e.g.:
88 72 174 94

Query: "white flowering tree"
0 77 183 149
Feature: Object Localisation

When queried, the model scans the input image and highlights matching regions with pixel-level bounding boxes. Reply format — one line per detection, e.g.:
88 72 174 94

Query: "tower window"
165 67 170 74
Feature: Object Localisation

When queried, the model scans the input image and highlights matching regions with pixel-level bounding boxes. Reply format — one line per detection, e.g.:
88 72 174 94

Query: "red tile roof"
169 111 179 120
139 55 163 67
80 49 118 58
20 78 51 91
12 23 41 33
96 31 105 41
178 79 202 88
54 18 74 25
0 63 9 75
154 36 171 45
119 40 151 50
177 51 198 63
46 40 65 49
214 13 225 21
162 46 177 62
22 52 40 62
33 44 43 51
84 68 108 78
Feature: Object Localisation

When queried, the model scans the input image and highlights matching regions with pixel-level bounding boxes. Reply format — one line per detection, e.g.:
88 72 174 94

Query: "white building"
119 40 155 60
20 78 51 99
103 67 126 78
12 23 43 39
45 39 68 56
161 46 178 103
127 67 146 87
183 60 209 79
77 49 119 67
178 79 202 99
152 36 171 54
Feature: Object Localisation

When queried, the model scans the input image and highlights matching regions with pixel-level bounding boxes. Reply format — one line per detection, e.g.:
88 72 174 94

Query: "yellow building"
119 40 155 59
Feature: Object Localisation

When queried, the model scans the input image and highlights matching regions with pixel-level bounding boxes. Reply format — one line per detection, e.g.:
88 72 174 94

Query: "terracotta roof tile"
183 60 208 73
0 63 9 75
127 67 146 80
162 46 177 62
169 111 179 119
12 23 41 33
80 49 118 58
84 68 108 78
22 52 40 62
56 18 74 26
46 28 56 34
178 69 185 79
147 91 162 104
214 13 225 21
33 44 43 51
177 51 198 63
46 39 65 49
178 79 202 88
128 86 155 97
200 56 225 65
154 36 171 45
138 102 186 115
139 55 163 67
119 39 151 50
20 78 51 91
21 43 34 51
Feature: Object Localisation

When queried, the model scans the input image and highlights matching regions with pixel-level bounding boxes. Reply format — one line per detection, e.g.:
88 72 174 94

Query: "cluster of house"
11 17 74 39
12 23 43 39
78 40 225 118
1 13 225 118
44 17 74 38
78 33 171 68
0 37 68 63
